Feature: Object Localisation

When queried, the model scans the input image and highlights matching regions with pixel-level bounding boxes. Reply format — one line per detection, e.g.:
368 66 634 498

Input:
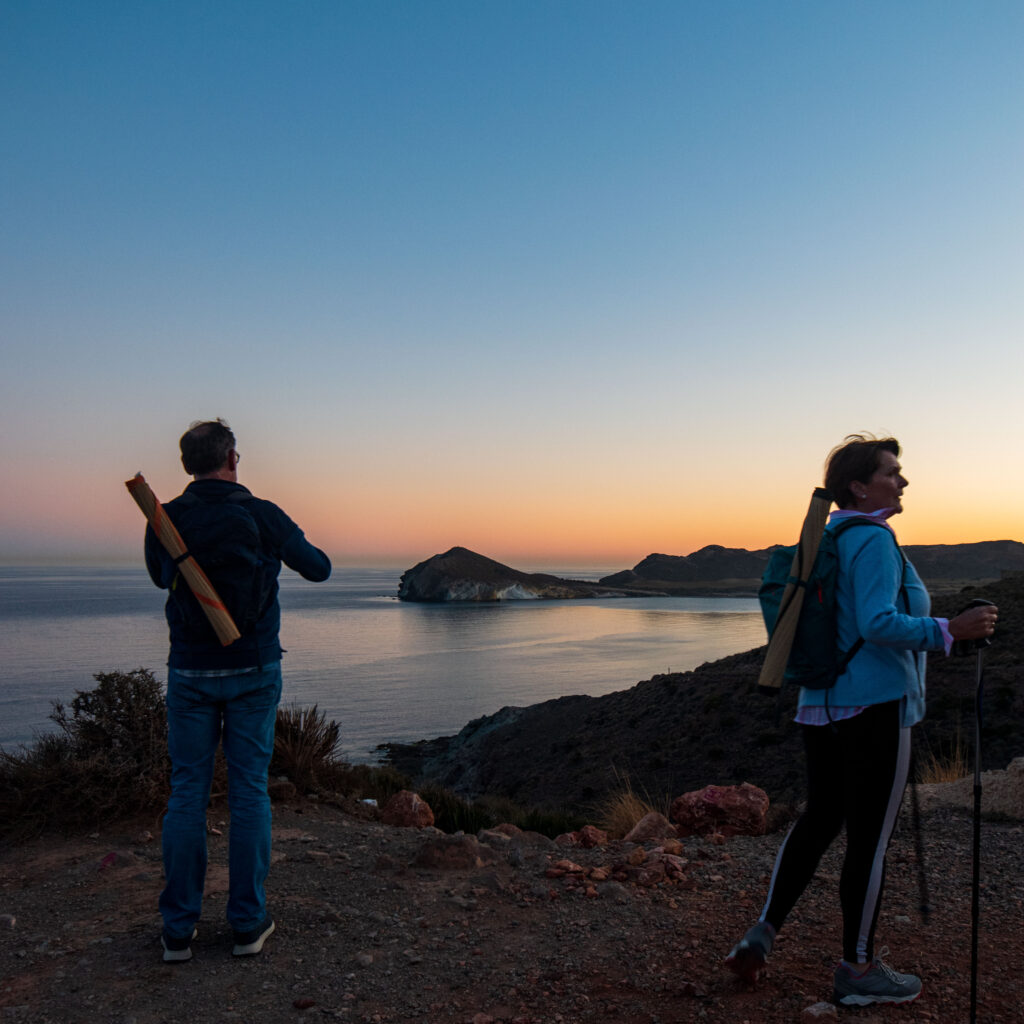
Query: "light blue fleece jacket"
797 519 943 727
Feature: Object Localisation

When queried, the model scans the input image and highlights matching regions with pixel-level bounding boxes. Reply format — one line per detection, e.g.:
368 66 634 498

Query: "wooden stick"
757 487 832 691
125 473 241 646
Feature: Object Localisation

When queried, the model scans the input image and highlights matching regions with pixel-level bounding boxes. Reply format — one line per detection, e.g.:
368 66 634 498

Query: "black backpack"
168 491 272 644
759 517 906 690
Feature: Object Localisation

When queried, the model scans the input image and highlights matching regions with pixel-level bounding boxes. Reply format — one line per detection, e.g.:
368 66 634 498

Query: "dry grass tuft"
593 772 669 839
917 731 970 784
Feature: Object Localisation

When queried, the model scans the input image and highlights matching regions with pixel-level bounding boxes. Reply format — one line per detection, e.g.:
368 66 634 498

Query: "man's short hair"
180 419 236 476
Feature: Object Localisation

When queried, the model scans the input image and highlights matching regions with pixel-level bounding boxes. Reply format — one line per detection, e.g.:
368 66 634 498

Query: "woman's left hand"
949 603 999 640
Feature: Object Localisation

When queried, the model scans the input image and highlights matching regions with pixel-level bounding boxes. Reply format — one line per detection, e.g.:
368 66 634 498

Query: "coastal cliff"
397 546 659 602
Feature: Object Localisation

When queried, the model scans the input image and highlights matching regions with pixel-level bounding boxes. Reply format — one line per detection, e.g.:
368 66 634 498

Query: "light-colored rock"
412 834 496 870
624 812 677 843
802 1001 839 1017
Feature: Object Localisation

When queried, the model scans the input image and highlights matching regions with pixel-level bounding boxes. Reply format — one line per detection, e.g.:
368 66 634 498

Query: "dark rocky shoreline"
386 575 1024 814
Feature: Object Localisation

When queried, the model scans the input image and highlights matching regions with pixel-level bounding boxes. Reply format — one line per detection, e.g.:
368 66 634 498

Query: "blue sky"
2 1 1021 565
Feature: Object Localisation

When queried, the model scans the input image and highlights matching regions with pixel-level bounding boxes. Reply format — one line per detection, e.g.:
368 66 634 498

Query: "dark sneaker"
161 927 197 963
232 917 275 957
725 921 776 983
833 951 922 1006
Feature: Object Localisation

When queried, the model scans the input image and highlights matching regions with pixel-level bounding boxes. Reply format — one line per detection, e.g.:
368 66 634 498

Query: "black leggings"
761 700 910 963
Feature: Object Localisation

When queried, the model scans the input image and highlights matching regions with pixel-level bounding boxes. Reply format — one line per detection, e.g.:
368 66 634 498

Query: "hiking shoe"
833 951 922 1006
232 917 275 956
161 927 197 963
725 921 776 983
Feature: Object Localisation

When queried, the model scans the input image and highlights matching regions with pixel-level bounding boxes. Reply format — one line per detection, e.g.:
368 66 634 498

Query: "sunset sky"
2 1 1021 569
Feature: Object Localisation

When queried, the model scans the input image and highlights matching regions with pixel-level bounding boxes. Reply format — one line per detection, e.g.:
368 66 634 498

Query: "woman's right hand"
948 603 999 640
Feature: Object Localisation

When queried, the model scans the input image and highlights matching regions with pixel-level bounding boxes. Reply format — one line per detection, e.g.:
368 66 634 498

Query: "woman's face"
853 450 908 514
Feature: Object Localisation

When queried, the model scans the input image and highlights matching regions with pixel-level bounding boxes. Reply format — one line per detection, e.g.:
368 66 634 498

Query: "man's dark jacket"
145 479 331 670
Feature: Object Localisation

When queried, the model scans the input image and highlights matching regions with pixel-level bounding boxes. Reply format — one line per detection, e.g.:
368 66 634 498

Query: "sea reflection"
2 568 766 760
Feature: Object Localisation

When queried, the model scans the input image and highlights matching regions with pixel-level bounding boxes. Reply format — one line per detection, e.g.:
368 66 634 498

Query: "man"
145 419 331 962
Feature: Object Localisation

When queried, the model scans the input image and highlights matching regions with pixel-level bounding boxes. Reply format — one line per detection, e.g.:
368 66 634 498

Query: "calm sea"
0 566 765 761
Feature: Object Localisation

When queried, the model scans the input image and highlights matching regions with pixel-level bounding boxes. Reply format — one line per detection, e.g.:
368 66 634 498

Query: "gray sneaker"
232 917 275 957
161 927 197 963
725 921 776 983
833 950 922 1006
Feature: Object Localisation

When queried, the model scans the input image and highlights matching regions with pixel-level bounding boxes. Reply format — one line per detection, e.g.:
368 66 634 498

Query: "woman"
726 435 997 1006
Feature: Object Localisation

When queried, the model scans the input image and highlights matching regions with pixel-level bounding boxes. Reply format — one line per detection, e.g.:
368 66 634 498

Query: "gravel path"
2 795 1022 1023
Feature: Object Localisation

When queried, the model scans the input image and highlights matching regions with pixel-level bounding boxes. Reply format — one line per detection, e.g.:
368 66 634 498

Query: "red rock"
557 824 608 848
671 782 769 837
381 789 435 828
551 858 585 874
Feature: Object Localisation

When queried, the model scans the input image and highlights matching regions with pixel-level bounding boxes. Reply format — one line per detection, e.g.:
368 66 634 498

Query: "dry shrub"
0 668 170 839
272 703 348 793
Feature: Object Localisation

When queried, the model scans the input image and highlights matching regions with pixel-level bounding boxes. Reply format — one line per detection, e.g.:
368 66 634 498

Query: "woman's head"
825 434 906 512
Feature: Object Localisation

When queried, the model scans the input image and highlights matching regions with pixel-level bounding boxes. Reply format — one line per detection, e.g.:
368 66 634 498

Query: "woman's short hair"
824 434 900 509
179 418 236 476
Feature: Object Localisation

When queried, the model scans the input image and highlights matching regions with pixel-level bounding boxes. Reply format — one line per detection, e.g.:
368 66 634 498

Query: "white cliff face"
442 581 541 601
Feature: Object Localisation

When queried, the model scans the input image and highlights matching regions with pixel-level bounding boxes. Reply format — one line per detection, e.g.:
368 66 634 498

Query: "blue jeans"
160 663 282 939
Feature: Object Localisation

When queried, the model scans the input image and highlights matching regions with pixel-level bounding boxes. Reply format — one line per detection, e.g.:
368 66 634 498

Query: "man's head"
179 419 238 478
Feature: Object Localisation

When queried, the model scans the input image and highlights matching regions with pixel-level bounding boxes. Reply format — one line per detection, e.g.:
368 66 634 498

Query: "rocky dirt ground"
2 789 1022 1024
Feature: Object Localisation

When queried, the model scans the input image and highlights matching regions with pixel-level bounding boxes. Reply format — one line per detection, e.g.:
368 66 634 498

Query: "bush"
0 668 170 838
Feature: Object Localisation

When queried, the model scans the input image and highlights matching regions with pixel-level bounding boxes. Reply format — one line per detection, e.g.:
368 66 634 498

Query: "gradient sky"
2 1 1021 568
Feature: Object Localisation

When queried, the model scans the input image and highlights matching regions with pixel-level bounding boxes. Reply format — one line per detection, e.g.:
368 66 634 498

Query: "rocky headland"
397 547 662 602
399 540 1024 602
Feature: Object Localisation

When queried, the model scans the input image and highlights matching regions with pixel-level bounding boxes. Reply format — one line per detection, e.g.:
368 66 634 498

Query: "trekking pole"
969 641 987 1024
951 597 994 1024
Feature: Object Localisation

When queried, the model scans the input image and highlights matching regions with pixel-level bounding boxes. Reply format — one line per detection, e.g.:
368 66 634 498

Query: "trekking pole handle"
951 598 995 658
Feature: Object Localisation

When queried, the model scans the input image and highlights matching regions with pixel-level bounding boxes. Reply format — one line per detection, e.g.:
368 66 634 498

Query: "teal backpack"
758 517 904 691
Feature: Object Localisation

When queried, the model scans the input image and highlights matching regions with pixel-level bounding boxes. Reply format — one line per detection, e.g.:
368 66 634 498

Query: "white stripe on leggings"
855 725 911 962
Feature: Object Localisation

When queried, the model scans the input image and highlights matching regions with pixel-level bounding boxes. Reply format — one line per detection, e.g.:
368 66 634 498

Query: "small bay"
0 566 766 760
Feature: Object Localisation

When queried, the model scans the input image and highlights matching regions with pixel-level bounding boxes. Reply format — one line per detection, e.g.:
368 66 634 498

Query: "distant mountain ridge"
602 540 1024 588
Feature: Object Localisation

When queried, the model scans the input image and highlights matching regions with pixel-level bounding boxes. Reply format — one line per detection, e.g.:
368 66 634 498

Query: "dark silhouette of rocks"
603 540 1024 591
385 575 1024 816
601 546 779 587
400 540 1024 602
